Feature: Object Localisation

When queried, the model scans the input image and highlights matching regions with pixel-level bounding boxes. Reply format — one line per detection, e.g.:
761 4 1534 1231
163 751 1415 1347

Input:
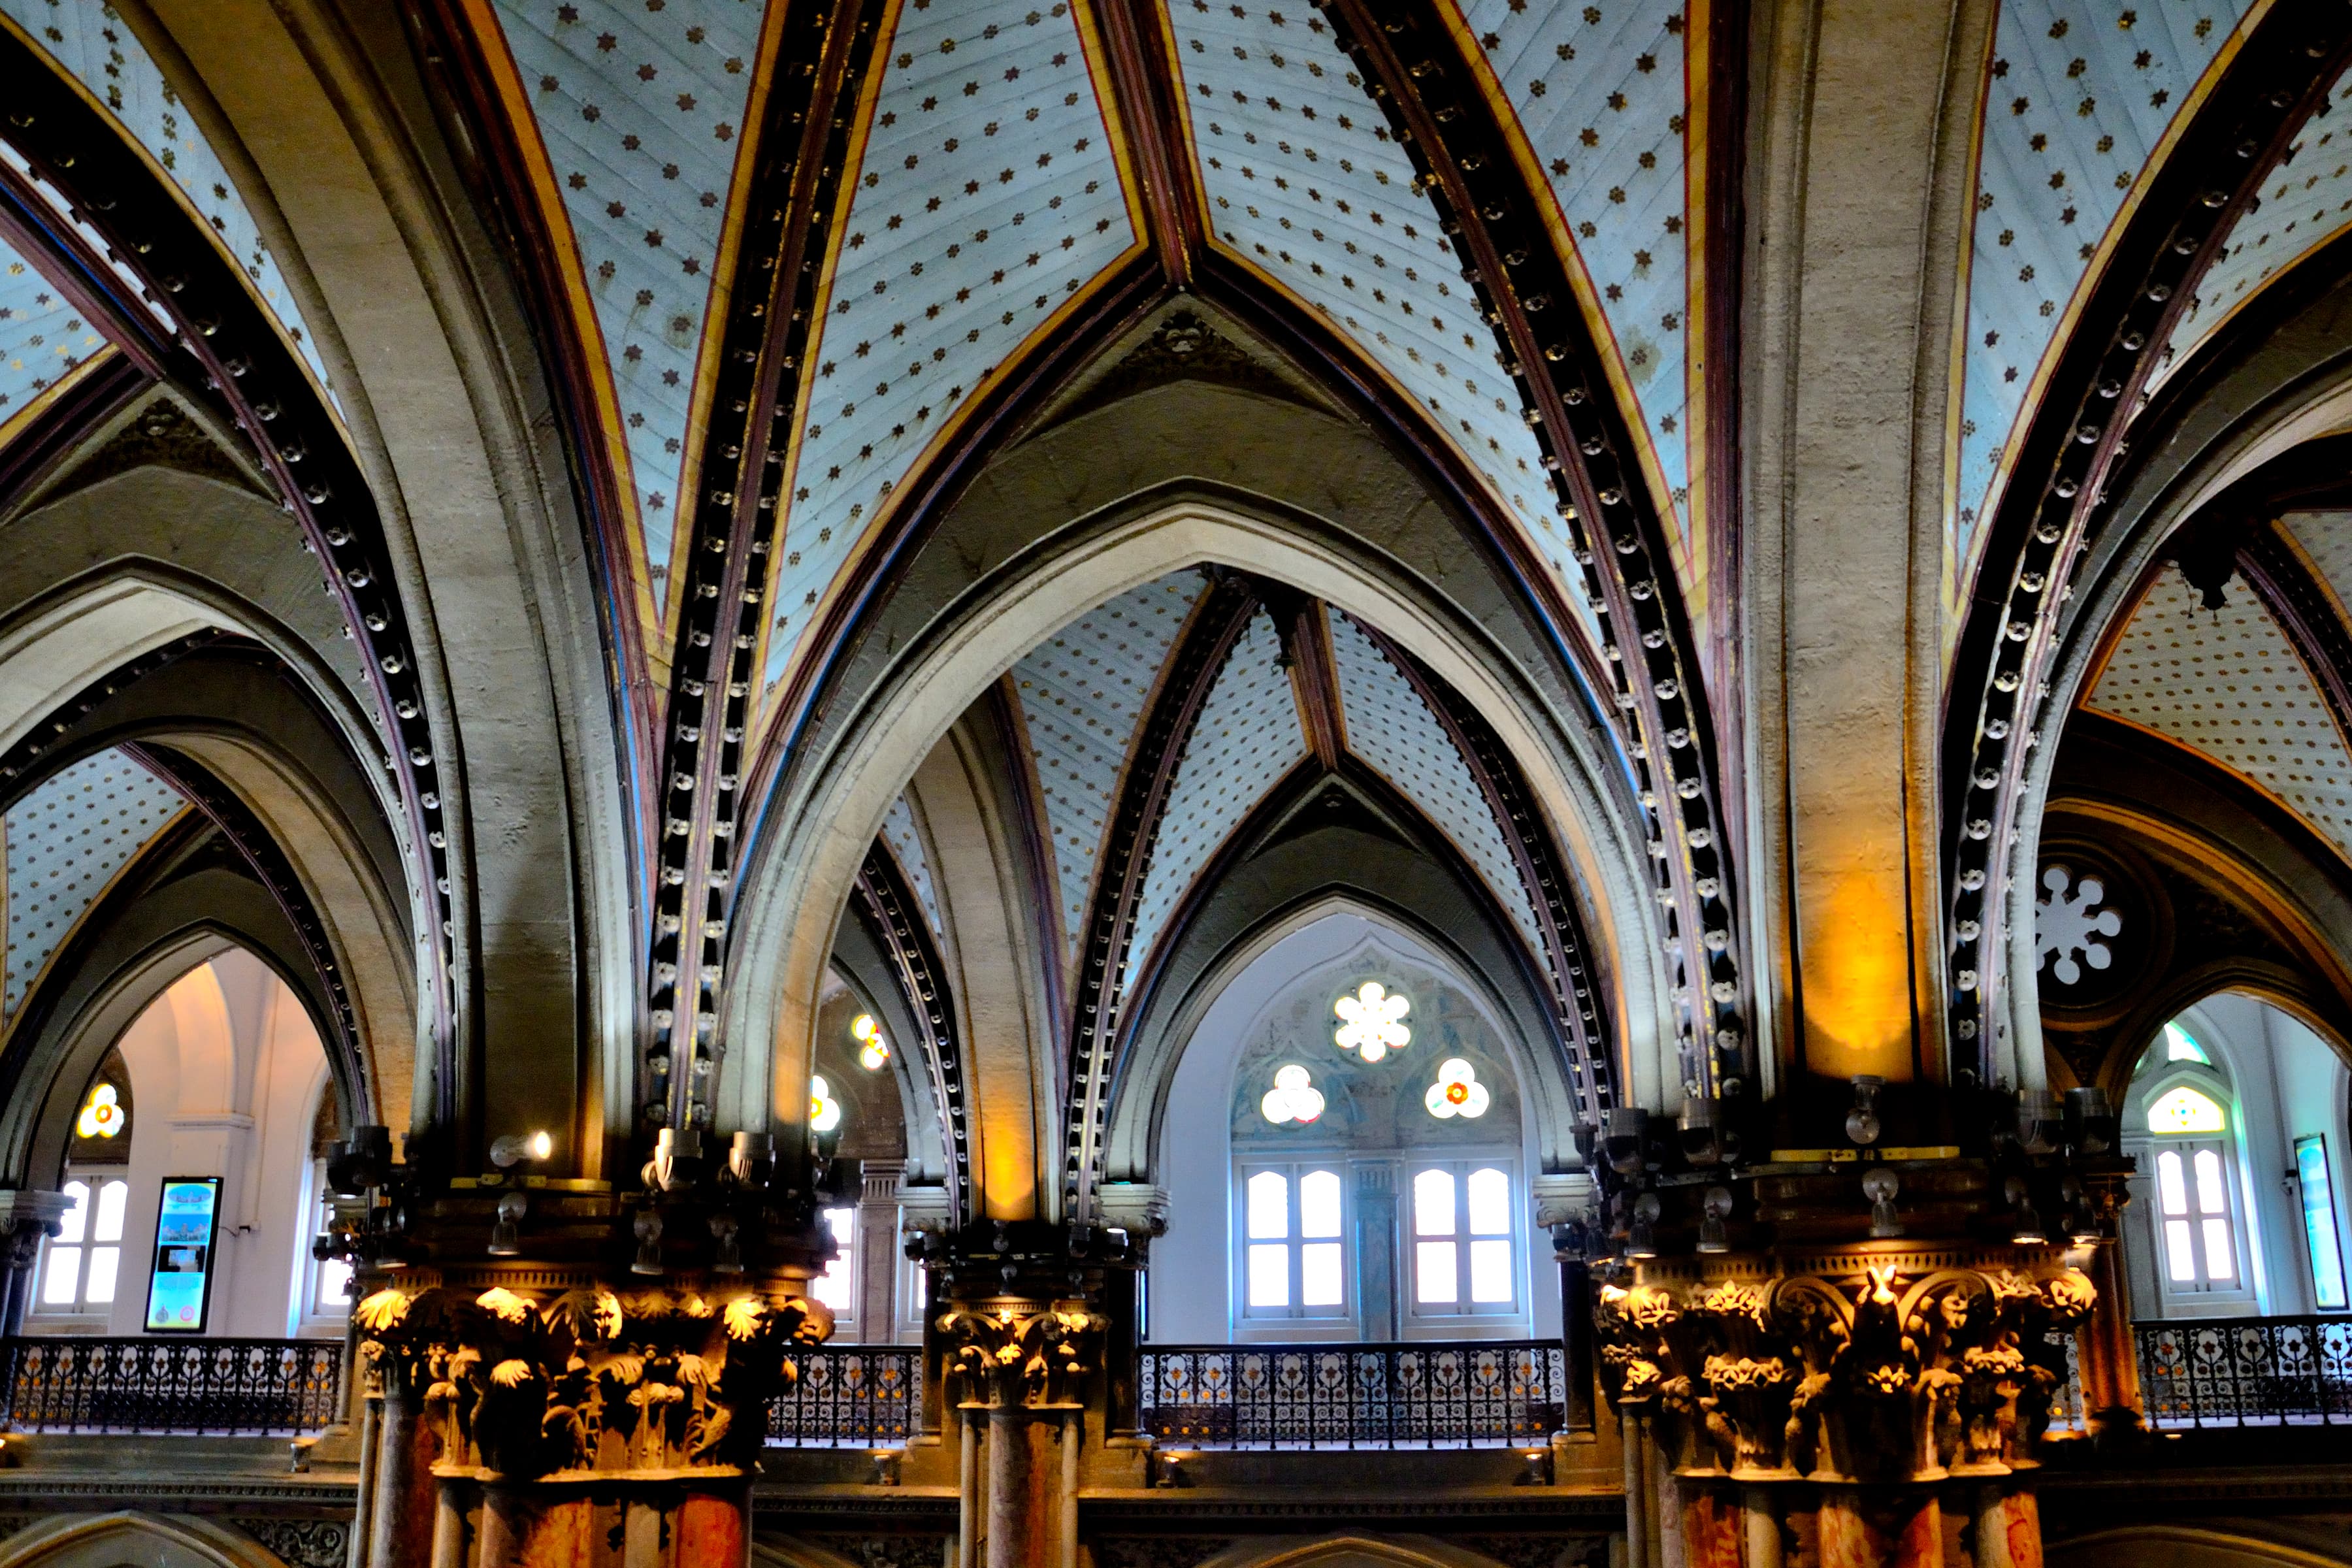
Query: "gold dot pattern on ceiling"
1451 0 1693 523
1122 610 1307 990
0 0 338 409
1167 1 1601 657
0 252 105 427
5 747 186 1015
880 792 942 943
762 0 1137 694
2155 67 2352 395
501 0 770 609
2283 512 2352 630
1955 0 2251 576
2087 570 2352 860
1328 608 1545 960
1012 572 1205 969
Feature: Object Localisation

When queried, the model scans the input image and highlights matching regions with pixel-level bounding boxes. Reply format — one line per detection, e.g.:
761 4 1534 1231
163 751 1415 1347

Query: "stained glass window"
2148 1085 2226 1135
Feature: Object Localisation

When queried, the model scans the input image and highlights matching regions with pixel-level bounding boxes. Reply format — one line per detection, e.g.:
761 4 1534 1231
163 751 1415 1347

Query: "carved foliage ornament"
1594 1262 2093 1484
935 1302 1108 1410
354 1282 832 1478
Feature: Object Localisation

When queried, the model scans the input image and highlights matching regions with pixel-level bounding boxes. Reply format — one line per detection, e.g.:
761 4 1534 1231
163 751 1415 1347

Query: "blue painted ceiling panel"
4 747 186 1019
1953 0 2255 599
1328 608 1545 960
0 237 110 442
493 0 774 613
0 0 338 412
1166 0 1603 657
1122 608 1305 990
1450 0 1699 604
2153 64 2352 394
1011 571 1205 970
762 0 1141 695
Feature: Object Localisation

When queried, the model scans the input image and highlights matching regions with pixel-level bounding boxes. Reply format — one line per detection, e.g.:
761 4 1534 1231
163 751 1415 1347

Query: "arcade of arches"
10 1 2352 1565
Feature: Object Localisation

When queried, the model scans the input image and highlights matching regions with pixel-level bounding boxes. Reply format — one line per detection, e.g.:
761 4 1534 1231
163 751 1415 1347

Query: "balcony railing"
2136 1315 2352 1427
768 1344 921 1446
0 1337 343 1435
1139 1341 1566 1450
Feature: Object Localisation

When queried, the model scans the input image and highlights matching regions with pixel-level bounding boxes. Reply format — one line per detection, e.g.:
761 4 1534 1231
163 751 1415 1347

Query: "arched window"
1226 967 1529 1343
37 1056 134 1324
2125 1017 2255 1312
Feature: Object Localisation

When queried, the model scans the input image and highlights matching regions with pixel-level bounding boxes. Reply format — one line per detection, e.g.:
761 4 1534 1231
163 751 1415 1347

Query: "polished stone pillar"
1355 1161 1398 1341
0 1190 68 1337
2072 1167 2143 1440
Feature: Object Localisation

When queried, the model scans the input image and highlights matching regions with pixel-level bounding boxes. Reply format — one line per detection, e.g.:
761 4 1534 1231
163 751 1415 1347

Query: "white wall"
37 949 333 1338
1148 911 1563 1345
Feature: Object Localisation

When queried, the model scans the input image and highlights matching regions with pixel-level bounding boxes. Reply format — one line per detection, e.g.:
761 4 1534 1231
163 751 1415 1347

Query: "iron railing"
2136 1315 2352 1427
767 1344 921 1446
1139 1341 1565 1449
0 1337 343 1435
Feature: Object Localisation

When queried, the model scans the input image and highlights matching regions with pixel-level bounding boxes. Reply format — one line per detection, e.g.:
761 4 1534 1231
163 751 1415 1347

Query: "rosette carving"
354 1281 831 1478
1592 1258 2091 1484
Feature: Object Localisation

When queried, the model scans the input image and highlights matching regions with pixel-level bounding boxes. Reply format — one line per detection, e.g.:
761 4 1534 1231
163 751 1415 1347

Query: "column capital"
1594 1246 2094 1484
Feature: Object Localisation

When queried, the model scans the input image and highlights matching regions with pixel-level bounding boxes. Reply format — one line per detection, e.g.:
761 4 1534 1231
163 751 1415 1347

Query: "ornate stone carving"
354 1279 831 1479
230 1518 350 1568
935 1301 1108 1409
1595 1256 2092 1484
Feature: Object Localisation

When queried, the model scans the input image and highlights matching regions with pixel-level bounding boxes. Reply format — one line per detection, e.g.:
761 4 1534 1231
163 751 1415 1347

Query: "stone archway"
0 1512 295 1568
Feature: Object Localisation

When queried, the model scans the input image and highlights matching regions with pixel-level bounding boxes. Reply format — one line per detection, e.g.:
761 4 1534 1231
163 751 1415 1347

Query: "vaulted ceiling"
3 0 2352 1135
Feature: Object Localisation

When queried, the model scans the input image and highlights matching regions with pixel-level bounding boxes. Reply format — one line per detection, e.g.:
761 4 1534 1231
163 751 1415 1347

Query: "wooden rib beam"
1318 0 1746 1100
1359 618 1616 1126
1948 7 2352 1071
0 26 459 1117
1064 577 1257 1220
852 841 972 1226
645 0 882 1141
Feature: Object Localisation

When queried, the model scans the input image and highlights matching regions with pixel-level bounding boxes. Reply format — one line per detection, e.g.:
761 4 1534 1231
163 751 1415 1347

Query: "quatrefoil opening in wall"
2038 864 2123 988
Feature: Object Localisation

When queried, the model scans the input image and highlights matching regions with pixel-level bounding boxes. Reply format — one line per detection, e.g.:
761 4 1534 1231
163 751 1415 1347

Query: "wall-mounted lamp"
487 1190 529 1257
489 1130 553 1169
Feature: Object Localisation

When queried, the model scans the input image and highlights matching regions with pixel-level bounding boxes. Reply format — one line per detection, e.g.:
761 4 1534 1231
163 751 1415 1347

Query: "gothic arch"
0 1511 296 1568
723 500 1667 1196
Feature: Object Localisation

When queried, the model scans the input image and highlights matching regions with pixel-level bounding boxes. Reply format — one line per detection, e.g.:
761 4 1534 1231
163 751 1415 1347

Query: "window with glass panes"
2153 1140 2239 1292
1409 1162 1517 1315
809 1206 857 1322
40 1175 129 1315
1240 1165 1347 1318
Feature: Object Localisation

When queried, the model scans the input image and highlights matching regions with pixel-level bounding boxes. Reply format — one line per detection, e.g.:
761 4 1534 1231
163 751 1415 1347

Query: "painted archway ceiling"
2152 63 2352 393
2084 567 2352 863
0 229 112 446
444 0 1718 717
1950 0 2258 618
958 568 1562 1009
1 747 188 1025
0 1 337 413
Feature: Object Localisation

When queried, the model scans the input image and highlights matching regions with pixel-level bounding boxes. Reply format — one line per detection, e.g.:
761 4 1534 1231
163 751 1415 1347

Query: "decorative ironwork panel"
0 1337 342 1435
1139 1341 1565 1449
2135 1315 2352 1427
767 1345 921 1447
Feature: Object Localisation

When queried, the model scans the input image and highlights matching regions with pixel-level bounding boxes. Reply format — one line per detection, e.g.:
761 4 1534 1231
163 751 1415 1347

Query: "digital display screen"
144 1177 221 1333
2297 1136 2348 1312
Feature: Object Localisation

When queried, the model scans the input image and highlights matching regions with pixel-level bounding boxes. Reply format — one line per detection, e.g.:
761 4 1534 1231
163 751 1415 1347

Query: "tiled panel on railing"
766 1344 921 1447
1139 1341 1565 1450
2136 1316 2352 1428
0 1337 342 1435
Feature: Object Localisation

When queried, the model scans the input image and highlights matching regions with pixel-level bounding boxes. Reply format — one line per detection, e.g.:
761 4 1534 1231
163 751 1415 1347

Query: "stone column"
0 1190 69 1337
1594 1216 2097 1568
856 1159 906 1339
333 1132 835 1568
917 1219 1142 1568
2072 1166 2143 1440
